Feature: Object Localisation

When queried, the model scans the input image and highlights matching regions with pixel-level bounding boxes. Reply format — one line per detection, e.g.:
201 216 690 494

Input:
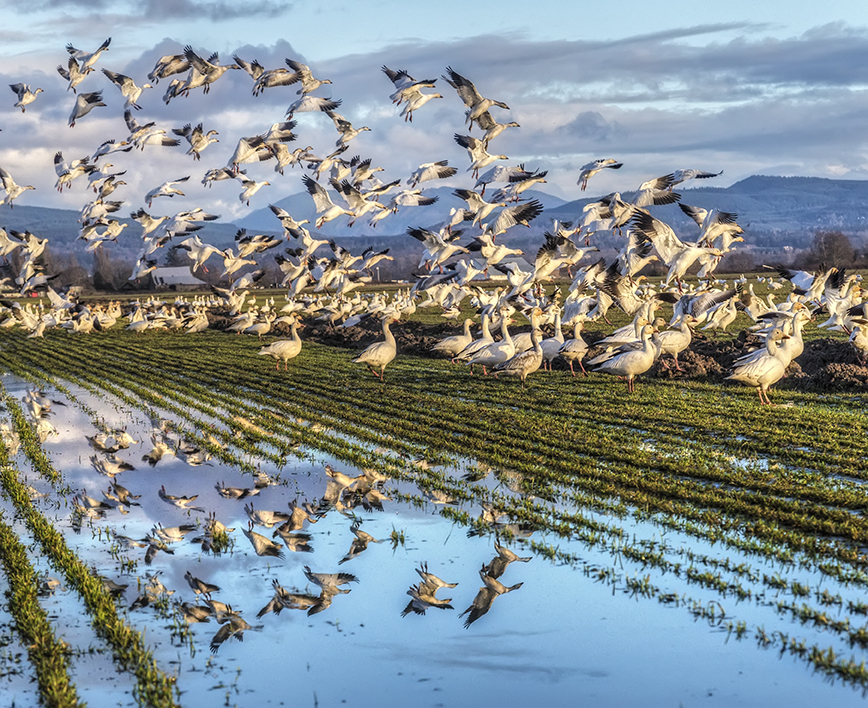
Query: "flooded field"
1 362 868 708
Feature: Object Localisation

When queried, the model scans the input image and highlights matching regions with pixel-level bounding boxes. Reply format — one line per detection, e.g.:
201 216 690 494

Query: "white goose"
353 313 400 382
594 323 657 393
259 318 303 370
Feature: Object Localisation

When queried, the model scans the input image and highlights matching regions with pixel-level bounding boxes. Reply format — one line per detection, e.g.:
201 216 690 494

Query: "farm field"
0 322 867 707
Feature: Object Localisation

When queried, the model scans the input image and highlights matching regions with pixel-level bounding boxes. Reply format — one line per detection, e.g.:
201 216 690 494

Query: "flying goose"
101 68 151 110
442 66 510 129
9 83 42 112
0 167 34 208
577 158 623 191
68 91 105 127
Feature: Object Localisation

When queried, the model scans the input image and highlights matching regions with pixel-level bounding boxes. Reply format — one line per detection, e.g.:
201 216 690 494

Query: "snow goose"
237 175 270 205
259 318 303 370
284 59 332 94
726 329 790 405
407 161 457 188
466 315 514 375
454 134 508 178
144 176 189 207
353 313 400 382
286 95 341 117
302 174 352 228
475 110 520 146
594 323 657 393
494 309 544 384
147 53 190 83
656 315 694 371
0 167 34 208
577 159 622 191
182 46 240 93
431 317 474 359
559 320 589 376
172 122 218 160
101 69 151 110
9 83 42 112
442 67 510 128
57 56 92 93
67 38 110 71
399 90 443 121
539 307 565 369
849 320 868 364
671 168 723 188
382 66 439 117
68 91 105 127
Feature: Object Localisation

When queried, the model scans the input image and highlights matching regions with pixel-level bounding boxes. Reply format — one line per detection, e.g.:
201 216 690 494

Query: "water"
2 376 867 707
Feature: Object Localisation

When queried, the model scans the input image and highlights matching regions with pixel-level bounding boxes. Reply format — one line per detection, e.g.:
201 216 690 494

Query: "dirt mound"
214 305 868 391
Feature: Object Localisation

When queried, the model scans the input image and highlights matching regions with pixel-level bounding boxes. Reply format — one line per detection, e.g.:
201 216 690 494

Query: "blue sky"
2 1 868 221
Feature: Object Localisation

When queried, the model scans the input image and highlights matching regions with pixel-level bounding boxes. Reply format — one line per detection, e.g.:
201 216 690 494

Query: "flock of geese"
0 37 864 404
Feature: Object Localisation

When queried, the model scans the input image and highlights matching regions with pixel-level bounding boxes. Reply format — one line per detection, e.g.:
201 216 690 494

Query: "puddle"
2 375 868 706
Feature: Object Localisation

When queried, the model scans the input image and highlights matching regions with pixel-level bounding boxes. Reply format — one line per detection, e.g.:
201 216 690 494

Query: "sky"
1 0 868 225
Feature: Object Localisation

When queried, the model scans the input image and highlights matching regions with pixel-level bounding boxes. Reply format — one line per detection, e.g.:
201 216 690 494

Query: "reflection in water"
3 376 868 706
461 565 525 629
402 562 459 617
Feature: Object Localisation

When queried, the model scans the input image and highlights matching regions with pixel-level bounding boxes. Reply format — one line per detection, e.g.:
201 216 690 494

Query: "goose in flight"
0 167 35 208
630 174 680 207
68 91 105 127
679 203 744 249
286 95 341 118
577 158 623 191
9 83 42 112
101 68 152 110
284 59 333 95
475 110 520 146
237 175 270 205
670 168 723 188
147 53 191 83
172 122 219 160
454 134 508 178
123 109 179 150
182 45 240 93
442 66 510 129
57 55 92 93
144 176 189 207
492 168 546 202
382 66 437 105
54 151 91 192
67 38 111 71
325 110 371 146
481 199 544 239
399 90 443 121
302 174 353 228
407 160 456 188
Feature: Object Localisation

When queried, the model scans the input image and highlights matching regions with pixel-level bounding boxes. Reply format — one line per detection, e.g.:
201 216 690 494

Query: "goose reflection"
460 566 524 628
401 562 458 617
339 521 382 564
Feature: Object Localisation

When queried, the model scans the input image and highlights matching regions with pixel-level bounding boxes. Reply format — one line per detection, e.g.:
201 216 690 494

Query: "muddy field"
248 315 868 393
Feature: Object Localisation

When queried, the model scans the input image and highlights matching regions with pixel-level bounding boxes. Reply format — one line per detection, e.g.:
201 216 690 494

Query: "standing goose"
594 323 657 393
431 317 474 360
259 317 304 370
559 320 589 376
466 315 515 376
726 329 791 405
493 308 544 385
353 313 400 382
